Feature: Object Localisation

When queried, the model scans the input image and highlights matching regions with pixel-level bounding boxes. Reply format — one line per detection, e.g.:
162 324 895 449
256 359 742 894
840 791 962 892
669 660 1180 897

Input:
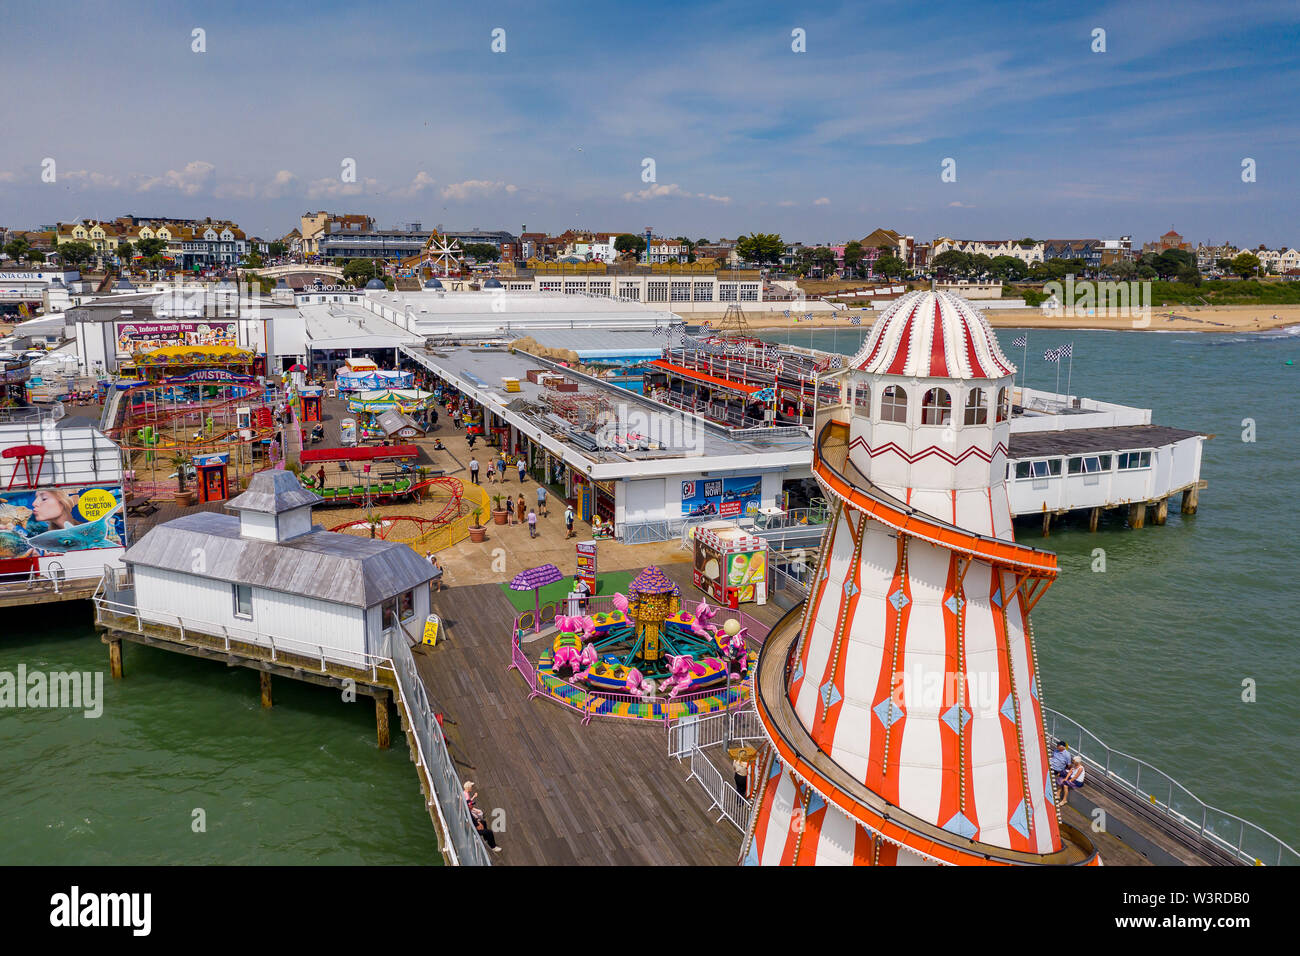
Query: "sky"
2 0 1299 246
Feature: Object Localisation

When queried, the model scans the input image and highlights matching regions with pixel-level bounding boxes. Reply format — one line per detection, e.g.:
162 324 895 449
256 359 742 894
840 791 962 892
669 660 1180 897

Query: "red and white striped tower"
741 290 1098 866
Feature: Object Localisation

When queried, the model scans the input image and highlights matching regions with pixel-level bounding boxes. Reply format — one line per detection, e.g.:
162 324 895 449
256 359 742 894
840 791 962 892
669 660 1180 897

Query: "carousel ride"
527 566 754 721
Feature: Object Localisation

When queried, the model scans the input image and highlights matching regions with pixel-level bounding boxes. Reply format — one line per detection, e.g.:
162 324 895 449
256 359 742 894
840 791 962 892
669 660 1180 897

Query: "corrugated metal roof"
123 511 434 608
226 469 321 514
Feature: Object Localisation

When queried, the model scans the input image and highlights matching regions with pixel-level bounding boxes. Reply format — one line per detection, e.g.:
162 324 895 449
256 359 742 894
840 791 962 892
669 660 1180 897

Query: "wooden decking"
415 579 742 866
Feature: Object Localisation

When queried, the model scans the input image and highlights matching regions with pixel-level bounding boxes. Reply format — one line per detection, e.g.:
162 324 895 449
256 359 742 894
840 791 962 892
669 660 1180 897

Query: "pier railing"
1043 707 1299 866
667 703 766 831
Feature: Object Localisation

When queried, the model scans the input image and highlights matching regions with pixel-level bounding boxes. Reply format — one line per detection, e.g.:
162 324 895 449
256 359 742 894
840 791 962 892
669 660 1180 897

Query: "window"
996 387 1010 422
399 589 415 621
922 388 952 425
647 282 669 302
383 597 398 631
1068 455 1109 475
1015 459 1062 480
964 388 988 425
853 382 871 410
620 284 642 301
880 385 908 423
1117 451 1152 470
233 584 253 619
739 283 760 301
719 283 738 302
670 281 692 301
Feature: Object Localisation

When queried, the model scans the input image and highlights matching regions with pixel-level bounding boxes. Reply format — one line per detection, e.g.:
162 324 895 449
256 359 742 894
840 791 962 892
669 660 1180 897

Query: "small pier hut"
120 470 436 666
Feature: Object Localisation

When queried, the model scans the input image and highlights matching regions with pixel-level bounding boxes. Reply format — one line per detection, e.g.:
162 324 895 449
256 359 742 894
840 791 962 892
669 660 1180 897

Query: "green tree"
1214 258 1233 273
56 240 95 267
969 253 992 276
268 241 287 258
29 250 45 266
988 255 1028 281
1231 251 1261 279
3 237 31 265
843 240 864 278
136 237 167 259
735 232 785 265
117 240 135 264
462 242 501 262
875 254 907 279
1107 259 1138 280
614 234 646 257
932 249 971 275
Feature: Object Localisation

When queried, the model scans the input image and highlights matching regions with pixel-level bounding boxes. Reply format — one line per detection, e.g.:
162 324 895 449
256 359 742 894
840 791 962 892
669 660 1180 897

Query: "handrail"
1042 707 1298 866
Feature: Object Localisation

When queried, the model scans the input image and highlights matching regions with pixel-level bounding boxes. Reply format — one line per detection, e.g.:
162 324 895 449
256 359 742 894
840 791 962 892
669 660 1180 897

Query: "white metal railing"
92 573 491 866
1043 707 1298 866
685 747 751 831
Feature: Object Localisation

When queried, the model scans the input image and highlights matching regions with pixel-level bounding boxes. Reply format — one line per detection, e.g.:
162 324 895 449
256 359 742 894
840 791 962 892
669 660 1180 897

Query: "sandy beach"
721 304 1300 334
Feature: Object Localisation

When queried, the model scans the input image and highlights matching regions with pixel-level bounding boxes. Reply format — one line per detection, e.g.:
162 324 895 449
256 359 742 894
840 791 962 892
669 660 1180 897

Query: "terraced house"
56 216 251 268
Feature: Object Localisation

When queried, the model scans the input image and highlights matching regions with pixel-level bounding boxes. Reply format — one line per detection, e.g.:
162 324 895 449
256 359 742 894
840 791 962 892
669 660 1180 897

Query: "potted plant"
170 453 195 506
491 493 510 525
468 507 488 543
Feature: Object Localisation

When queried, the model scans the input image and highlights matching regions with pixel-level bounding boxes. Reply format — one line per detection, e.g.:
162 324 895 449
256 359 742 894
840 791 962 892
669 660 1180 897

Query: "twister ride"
524 565 754 722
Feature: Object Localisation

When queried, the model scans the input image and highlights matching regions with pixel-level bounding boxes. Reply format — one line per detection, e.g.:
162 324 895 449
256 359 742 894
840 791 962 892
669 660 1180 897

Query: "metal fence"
621 517 686 544
1043 707 1298 866
668 704 766 832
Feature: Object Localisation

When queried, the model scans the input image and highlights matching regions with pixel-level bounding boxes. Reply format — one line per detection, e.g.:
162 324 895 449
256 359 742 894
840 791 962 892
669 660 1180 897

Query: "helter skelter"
741 290 1099 866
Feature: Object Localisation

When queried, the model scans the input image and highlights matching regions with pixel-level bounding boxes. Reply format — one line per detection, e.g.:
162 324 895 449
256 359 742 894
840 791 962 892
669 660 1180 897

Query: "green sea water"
772 322 1300 851
0 602 439 865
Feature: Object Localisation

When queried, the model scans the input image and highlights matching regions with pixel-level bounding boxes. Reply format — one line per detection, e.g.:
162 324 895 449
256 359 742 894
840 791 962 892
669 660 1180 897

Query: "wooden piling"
260 671 272 709
375 691 391 750
108 638 123 680
1088 507 1100 533
1128 502 1146 529
1154 497 1169 526
1181 485 1199 514
1041 509 1051 537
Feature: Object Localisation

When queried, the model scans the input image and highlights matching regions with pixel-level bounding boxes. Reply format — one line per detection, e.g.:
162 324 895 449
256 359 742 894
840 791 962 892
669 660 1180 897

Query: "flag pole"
1021 335 1029 401
1055 352 1061 398
1065 344 1074 404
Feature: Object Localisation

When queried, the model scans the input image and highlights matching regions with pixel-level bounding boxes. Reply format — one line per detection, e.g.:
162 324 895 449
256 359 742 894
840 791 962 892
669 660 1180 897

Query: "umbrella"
509 563 564 634
288 363 308 372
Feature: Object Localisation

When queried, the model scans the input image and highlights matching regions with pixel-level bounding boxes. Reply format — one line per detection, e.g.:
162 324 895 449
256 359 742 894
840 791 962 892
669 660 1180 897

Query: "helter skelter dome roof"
852 289 1015 380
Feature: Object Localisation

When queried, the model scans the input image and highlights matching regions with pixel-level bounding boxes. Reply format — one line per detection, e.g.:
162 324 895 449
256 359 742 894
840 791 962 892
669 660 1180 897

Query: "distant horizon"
2 0 1298 246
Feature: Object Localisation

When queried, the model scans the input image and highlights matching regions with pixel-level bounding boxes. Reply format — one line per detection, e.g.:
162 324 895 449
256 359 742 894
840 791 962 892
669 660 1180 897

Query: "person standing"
527 508 537 538
517 457 527 483
564 503 575 538
536 484 547 517
497 456 507 482
516 494 526 525
733 756 750 797
469 457 480 485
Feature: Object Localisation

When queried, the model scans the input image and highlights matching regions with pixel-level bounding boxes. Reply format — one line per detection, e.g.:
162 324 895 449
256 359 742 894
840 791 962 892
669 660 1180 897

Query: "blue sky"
2 0 1298 245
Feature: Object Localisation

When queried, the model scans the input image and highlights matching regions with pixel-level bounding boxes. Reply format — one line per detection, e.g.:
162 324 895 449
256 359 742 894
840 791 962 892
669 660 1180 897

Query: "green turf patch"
499 569 636 612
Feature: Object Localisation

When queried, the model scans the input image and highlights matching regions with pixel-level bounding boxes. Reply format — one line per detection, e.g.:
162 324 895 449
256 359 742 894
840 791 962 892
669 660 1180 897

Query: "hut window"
383 597 398 630
964 388 988 425
996 387 1010 422
399 589 415 621
1117 451 1152 470
880 385 908 423
233 584 253 619
854 382 871 410
921 388 952 425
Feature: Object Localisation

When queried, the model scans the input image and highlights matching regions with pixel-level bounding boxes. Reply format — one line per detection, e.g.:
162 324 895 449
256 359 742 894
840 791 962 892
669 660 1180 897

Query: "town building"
1142 229 1190 254
932 238 1045 265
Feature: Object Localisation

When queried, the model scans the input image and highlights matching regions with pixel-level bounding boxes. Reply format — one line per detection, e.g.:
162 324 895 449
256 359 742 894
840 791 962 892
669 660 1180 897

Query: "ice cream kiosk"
691 521 768 608
300 386 323 423
193 452 231 503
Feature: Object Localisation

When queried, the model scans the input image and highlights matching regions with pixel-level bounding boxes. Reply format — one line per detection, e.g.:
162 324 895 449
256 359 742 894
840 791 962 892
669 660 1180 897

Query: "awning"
647 359 761 396
299 444 419 465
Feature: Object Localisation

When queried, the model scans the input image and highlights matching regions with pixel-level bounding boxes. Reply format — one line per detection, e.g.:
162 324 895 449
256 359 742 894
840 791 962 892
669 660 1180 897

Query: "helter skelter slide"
741 291 1099 866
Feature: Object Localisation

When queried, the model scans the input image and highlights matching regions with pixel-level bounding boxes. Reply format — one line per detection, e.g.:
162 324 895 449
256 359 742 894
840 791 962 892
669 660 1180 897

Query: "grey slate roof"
226 469 321 514
1008 424 1204 459
123 511 435 608
376 408 423 437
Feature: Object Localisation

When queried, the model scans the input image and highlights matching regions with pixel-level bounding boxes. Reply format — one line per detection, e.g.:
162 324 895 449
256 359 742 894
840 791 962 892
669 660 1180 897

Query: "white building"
931 238 1045 265
121 471 436 667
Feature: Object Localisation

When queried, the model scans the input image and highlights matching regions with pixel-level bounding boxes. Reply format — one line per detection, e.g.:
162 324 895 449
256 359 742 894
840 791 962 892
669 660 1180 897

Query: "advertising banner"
0 484 125 558
115 321 238 356
681 475 762 519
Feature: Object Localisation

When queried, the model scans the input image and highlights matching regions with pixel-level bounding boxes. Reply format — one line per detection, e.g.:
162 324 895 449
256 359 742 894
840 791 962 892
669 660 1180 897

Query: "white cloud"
61 169 124 190
623 183 728 203
392 171 437 198
136 161 215 196
947 200 975 208
305 176 379 199
813 197 830 205
440 179 517 200
0 170 17 183
264 169 298 198
777 200 796 207
700 194 731 204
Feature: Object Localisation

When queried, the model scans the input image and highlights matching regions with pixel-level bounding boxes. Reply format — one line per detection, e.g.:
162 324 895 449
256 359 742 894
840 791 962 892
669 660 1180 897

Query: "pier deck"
416 576 741 866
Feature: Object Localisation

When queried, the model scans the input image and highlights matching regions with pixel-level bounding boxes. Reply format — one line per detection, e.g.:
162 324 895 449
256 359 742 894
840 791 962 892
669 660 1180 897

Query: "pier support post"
1041 509 1051 538
375 691 391 750
108 638 123 680
1180 486 1199 515
260 671 272 709
1154 497 1169 526
1088 507 1100 533
1128 502 1146 529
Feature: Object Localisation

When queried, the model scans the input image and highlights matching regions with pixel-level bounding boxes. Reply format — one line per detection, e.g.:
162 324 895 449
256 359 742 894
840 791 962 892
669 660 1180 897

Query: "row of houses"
41 216 269 269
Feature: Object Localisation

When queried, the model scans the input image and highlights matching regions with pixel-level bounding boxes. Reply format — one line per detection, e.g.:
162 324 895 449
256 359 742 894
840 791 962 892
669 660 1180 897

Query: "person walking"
527 508 537 538
536 484 548 517
516 494 526 525
469 457 480 485
496 456 506 482
426 553 444 592
564 503 575 538
467 431 477 451
517 457 527 483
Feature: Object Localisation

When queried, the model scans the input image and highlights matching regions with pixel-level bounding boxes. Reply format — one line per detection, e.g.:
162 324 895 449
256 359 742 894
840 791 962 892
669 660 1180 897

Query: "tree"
1107 259 1137 280
1137 264 1157 280
969 253 992 277
56 241 94 267
614 234 646 257
461 242 501 262
117 240 135 264
3 237 31 265
268 241 287 258
875 254 907 279
29 250 45 266
735 232 785 265
696 238 709 247
243 251 263 269
1230 251 1261 279
843 240 864 278
811 247 837 275
342 258 382 285
932 250 971 276
1214 258 1233 273
988 255 1028 281
136 237 167 259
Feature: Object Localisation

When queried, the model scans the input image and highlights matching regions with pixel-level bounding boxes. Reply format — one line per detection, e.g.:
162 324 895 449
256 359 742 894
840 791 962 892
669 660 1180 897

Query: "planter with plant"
491 493 510 525
468 507 488 543
170 453 195 506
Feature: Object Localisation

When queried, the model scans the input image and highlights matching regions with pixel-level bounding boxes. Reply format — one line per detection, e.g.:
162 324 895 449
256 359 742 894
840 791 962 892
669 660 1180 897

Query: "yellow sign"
421 615 440 647
76 488 118 522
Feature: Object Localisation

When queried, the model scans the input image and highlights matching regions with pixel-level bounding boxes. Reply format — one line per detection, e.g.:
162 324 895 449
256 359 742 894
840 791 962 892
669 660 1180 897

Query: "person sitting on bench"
1057 755 1086 802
